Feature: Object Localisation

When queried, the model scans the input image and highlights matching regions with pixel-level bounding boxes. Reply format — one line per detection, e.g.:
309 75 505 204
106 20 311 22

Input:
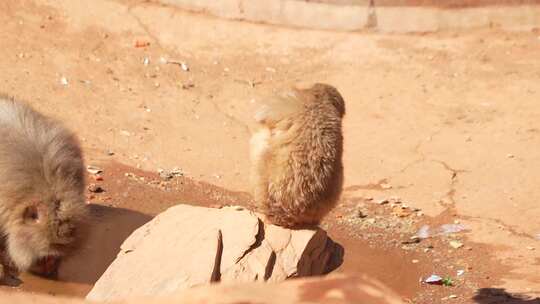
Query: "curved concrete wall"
158 0 540 32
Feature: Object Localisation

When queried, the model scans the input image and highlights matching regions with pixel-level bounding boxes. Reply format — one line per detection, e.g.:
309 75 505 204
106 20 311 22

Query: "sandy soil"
0 0 540 303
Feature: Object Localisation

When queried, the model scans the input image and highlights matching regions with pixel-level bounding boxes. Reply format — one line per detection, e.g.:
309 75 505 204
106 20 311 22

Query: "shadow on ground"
59 205 152 284
473 288 540 304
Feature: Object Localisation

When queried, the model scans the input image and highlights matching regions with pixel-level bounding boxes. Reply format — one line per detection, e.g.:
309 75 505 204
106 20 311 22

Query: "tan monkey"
0 95 87 280
250 83 345 228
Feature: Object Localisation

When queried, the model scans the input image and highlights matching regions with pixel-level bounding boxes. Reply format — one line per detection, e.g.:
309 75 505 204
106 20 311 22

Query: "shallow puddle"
329 227 423 300
1 162 424 299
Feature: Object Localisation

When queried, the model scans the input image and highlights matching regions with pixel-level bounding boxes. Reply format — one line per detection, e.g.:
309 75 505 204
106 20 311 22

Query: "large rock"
86 205 343 302
0 274 403 304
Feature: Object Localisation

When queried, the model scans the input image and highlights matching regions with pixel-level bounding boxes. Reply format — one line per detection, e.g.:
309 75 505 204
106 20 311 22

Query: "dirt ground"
1 0 540 303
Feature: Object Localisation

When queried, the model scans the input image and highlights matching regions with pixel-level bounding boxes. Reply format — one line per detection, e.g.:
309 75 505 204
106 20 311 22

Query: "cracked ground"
1 0 540 303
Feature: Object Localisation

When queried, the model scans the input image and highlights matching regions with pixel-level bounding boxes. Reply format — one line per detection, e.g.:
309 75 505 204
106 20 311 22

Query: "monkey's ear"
23 205 40 223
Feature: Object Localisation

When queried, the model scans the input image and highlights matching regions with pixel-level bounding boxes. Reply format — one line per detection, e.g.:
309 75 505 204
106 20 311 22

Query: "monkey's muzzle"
30 256 61 279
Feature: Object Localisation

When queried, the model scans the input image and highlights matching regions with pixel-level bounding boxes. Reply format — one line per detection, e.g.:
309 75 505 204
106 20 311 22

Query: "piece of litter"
526 246 535 250
181 83 195 90
412 259 419 264
380 183 392 189
457 270 465 276
506 153 515 158
134 40 150 48
389 195 401 203
60 76 68 86
393 206 412 217
166 60 189 71
449 240 464 249
449 295 458 299
120 130 131 136
442 277 453 286
402 236 421 244
143 57 150 66
86 165 103 175
417 225 431 239
376 198 389 205
417 224 468 239
158 168 183 181
440 224 467 234
424 275 443 284
87 184 104 193
356 210 367 218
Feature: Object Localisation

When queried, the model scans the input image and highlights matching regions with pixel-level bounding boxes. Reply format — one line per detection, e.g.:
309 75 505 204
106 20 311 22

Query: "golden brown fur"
0 95 87 277
250 83 345 228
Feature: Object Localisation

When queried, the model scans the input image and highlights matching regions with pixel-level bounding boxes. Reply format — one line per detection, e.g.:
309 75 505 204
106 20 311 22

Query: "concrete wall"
158 0 540 32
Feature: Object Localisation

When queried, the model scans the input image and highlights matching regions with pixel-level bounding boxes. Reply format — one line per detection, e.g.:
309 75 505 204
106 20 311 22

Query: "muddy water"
0 162 423 299
14 273 92 297
329 227 423 300
1 204 151 297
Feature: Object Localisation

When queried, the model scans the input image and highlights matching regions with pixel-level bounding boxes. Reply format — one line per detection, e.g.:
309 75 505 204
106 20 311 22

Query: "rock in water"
86 205 344 301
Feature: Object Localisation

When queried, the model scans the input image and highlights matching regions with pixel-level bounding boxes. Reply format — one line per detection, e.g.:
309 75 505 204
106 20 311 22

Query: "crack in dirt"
125 2 252 138
208 97 251 135
399 130 468 207
431 159 467 205
462 215 537 241
124 1 172 52
344 178 392 191
399 129 442 174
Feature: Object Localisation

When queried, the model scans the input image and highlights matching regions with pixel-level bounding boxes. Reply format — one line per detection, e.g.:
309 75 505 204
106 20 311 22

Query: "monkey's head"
3 134 88 276
6 193 87 275
309 83 346 117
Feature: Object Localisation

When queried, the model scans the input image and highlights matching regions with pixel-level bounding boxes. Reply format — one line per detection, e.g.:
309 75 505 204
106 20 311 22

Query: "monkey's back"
0 96 84 219
264 90 344 227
